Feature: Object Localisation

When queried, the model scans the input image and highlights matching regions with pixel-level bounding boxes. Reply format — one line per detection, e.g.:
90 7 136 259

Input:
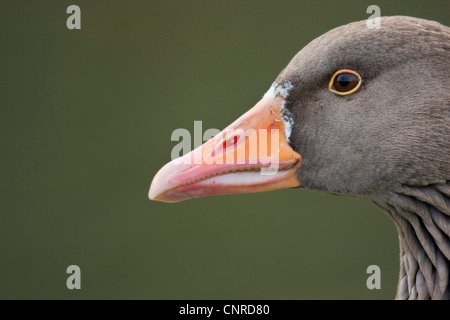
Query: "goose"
149 16 450 300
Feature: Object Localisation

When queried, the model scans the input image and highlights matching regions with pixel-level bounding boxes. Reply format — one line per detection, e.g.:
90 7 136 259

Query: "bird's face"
282 17 449 196
150 17 449 202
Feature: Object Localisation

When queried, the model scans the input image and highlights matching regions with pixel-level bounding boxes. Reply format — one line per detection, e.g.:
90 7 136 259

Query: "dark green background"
1 1 448 299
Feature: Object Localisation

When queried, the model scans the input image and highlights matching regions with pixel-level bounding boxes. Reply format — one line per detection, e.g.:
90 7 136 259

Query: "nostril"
222 135 239 150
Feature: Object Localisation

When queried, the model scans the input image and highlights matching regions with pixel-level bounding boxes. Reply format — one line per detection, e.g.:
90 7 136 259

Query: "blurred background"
1 0 448 299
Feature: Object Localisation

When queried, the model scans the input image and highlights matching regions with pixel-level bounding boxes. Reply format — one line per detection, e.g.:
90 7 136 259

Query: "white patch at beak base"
263 81 295 143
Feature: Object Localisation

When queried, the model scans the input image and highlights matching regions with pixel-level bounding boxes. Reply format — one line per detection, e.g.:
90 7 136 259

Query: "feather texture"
377 182 450 299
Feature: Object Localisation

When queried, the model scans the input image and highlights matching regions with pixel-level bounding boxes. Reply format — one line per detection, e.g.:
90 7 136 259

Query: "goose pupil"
338 75 350 87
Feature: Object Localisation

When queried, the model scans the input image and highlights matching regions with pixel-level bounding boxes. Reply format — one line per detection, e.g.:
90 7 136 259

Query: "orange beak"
149 96 302 202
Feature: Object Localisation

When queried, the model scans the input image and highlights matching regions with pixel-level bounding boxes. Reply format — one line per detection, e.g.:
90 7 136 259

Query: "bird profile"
149 16 450 300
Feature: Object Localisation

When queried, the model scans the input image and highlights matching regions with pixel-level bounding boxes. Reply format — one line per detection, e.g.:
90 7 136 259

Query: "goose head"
149 16 450 299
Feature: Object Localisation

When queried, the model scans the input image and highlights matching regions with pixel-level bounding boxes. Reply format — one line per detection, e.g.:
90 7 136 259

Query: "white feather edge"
263 81 295 143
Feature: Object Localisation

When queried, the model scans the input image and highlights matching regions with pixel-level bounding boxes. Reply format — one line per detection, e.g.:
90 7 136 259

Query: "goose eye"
329 70 362 95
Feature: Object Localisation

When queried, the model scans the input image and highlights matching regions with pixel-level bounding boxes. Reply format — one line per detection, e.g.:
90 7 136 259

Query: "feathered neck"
375 182 450 299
